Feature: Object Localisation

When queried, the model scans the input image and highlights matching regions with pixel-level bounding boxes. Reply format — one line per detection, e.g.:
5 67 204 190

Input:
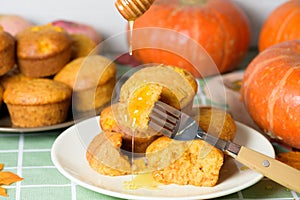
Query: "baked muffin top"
0 67 32 90
3 78 72 105
54 55 116 90
194 106 237 142
120 65 197 109
0 27 15 52
16 25 72 59
70 34 98 59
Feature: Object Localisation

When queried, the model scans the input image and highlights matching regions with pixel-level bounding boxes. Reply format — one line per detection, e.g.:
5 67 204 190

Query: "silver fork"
148 101 300 192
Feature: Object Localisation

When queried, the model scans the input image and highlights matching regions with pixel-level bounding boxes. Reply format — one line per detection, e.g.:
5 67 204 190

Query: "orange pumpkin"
241 40 300 149
131 0 251 77
259 0 300 52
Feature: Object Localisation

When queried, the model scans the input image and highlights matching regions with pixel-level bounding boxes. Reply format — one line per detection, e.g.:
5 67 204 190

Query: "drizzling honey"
127 84 161 129
125 87 161 190
124 173 160 190
115 0 155 55
115 0 157 190
128 20 134 55
124 119 159 190
131 118 137 175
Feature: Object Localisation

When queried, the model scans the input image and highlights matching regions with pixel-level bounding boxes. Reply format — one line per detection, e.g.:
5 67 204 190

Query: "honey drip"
128 20 134 56
129 119 137 188
115 0 155 56
124 113 160 190
115 0 158 189
131 119 136 174
124 173 160 190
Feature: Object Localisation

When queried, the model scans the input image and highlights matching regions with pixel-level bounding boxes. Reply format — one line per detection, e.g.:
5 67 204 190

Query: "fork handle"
236 146 300 193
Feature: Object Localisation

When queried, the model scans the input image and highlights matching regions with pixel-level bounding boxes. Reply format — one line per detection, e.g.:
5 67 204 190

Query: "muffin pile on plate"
86 65 237 187
0 23 116 128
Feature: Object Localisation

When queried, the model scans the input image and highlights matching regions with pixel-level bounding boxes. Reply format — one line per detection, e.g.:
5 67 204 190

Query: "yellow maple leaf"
0 164 23 197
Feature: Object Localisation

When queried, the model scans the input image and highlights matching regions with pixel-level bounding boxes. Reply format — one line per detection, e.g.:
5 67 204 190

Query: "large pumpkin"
131 0 251 77
241 40 300 149
259 0 300 52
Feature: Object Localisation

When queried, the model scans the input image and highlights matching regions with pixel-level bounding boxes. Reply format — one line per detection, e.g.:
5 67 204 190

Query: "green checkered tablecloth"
0 130 297 200
0 62 299 200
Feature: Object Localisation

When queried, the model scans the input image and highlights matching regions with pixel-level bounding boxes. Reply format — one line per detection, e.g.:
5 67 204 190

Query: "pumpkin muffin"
70 34 98 59
0 67 32 90
0 27 15 76
86 65 237 187
54 55 116 114
86 131 148 176
194 106 237 141
97 65 197 152
100 104 161 153
99 104 236 153
118 65 198 130
145 136 224 187
16 25 72 78
3 78 72 127
89 106 235 180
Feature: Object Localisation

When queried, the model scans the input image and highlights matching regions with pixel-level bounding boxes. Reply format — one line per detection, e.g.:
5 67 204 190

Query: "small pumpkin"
259 0 300 52
131 0 251 77
241 40 300 149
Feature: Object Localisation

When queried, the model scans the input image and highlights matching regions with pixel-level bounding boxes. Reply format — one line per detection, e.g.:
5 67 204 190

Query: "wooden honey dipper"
115 0 155 21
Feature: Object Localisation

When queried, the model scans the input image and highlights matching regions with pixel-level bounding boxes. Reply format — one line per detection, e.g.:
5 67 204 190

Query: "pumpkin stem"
179 0 207 5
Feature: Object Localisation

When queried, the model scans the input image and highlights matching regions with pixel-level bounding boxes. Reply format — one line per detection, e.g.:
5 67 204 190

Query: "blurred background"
0 0 286 53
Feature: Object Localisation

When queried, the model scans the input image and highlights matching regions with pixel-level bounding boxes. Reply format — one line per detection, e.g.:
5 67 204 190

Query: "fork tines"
149 101 181 138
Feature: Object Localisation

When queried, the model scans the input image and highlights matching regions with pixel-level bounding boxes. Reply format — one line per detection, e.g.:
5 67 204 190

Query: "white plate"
51 116 275 200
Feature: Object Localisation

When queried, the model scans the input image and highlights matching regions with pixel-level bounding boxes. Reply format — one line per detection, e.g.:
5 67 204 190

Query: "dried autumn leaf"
0 187 7 197
0 171 23 185
0 164 23 197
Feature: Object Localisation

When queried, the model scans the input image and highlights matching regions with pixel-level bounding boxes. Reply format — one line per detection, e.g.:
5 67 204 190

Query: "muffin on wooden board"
54 55 116 114
0 27 15 76
16 25 72 78
3 78 72 127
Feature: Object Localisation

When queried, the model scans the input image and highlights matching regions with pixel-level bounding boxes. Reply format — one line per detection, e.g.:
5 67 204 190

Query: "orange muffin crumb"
146 136 224 187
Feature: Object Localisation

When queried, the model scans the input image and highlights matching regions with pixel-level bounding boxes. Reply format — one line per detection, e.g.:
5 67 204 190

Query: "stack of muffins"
0 23 116 128
86 65 237 187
